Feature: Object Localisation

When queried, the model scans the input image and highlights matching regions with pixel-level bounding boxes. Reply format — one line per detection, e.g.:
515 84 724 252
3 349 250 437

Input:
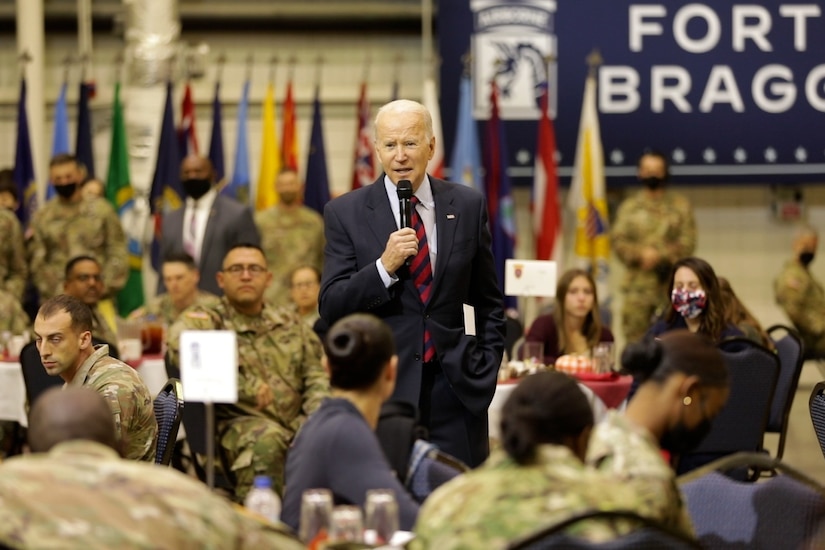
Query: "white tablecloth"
488 381 608 442
0 357 171 427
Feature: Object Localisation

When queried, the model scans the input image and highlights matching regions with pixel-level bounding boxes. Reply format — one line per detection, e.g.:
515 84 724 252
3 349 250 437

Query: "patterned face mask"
671 288 707 319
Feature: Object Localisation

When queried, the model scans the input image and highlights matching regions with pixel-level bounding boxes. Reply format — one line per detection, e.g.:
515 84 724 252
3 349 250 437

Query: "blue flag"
304 86 330 215
449 74 483 193
48 82 70 200
76 81 95 178
13 78 37 228
208 81 225 183
225 79 250 205
484 82 516 310
149 81 182 272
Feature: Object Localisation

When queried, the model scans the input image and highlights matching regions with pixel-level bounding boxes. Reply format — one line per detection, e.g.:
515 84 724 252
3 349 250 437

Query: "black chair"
153 378 183 466
405 439 468 503
676 338 779 478
678 452 825 549
504 316 524 361
810 381 825 461
20 337 120 406
505 509 702 549
765 324 805 460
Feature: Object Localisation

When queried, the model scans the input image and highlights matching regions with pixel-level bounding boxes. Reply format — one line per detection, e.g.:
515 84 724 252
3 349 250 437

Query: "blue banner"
440 1 825 185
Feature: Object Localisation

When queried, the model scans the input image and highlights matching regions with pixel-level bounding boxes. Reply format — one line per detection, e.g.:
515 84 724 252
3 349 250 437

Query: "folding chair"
678 452 825 549
810 381 825 460
677 338 779 478
405 439 468 503
765 325 805 460
153 378 183 466
505 509 702 550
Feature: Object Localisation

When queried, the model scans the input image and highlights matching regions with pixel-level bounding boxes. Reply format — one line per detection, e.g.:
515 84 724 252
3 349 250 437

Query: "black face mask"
182 178 212 200
641 176 665 191
660 416 712 455
54 182 78 199
799 251 815 267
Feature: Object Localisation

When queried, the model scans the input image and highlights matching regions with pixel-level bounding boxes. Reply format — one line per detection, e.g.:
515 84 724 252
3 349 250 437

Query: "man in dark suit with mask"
160 155 260 296
319 99 505 467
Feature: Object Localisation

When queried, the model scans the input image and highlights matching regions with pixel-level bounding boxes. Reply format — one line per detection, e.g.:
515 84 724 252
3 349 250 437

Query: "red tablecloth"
578 375 633 409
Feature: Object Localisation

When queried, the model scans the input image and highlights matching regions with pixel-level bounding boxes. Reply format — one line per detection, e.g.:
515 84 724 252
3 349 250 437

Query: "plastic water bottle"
244 475 281 524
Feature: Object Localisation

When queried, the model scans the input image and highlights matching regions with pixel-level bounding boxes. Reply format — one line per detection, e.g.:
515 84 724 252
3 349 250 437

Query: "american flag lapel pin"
446 214 456 220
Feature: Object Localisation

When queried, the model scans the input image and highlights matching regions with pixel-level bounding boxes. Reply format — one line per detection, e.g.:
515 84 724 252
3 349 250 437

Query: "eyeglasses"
72 274 103 283
223 264 268 276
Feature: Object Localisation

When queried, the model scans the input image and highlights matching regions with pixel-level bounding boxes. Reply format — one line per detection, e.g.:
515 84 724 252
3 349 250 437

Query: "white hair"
373 99 433 142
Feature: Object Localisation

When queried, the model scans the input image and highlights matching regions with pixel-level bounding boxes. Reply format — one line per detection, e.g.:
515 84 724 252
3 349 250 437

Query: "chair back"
677 338 779 476
406 439 468 503
810 381 825 460
504 316 524 361
765 325 805 459
505 509 702 550
153 378 183 466
679 452 825 549
20 337 120 407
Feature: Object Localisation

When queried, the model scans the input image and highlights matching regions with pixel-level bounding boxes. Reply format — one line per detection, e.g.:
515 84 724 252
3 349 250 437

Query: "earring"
683 396 692 406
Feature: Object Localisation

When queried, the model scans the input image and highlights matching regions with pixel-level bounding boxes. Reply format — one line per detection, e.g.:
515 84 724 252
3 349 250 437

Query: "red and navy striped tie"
410 196 435 362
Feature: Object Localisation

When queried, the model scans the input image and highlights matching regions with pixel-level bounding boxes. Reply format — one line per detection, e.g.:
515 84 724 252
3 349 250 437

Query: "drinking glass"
522 341 545 372
329 505 364 543
299 488 333 546
592 342 616 374
364 489 399 545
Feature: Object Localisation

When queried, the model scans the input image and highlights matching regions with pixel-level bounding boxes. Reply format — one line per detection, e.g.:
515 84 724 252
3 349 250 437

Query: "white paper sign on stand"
180 330 239 404
504 260 557 297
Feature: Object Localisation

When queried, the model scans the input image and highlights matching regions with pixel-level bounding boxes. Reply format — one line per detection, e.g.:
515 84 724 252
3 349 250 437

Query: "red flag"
351 82 374 190
281 80 299 170
423 78 445 179
179 82 199 156
533 87 561 261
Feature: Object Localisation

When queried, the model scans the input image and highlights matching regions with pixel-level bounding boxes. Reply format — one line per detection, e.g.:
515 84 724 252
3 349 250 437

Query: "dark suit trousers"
419 361 489 468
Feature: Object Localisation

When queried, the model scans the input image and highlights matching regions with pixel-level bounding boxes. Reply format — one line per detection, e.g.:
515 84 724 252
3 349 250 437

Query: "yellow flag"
256 83 280 210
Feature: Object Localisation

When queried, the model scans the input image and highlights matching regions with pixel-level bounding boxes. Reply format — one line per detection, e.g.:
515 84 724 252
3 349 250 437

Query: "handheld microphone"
397 180 413 229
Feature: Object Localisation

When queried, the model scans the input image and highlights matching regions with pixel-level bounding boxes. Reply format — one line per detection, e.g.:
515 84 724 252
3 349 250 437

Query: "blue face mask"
671 289 707 320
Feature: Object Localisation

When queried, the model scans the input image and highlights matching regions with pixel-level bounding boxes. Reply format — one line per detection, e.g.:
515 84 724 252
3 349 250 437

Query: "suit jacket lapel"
431 178 458 298
365 179 398 249
201 197 221 268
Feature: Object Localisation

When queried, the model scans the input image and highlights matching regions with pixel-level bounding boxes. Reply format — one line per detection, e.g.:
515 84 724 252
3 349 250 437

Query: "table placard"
504 259 556 297
180 331 238 403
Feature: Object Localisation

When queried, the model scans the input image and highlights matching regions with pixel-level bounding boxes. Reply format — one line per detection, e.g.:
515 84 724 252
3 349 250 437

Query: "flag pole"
244 53 253 83
314 55 324 90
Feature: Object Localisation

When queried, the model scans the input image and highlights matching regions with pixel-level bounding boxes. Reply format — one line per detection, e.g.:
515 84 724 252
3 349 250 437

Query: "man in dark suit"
160 155 260 296
320 99 505 467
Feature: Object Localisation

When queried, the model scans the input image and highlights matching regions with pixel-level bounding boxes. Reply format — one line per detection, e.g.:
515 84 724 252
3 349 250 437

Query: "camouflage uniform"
254 206 324 307
0 289 30 335
29 197 128 299
141 290 221 326
0 440 305 550
167 298 329 500
412 445 638 550
0 208 27 299
66 345 158 462
775 259 825 357
612 191 696 343
587 410 694 537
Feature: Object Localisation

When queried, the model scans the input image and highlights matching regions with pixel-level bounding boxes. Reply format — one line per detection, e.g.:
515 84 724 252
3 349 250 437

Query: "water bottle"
244 475 281 524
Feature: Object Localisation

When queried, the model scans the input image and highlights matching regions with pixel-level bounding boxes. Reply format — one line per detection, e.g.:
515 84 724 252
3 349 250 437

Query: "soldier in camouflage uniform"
63 256 120 347
775 226 825 357
0 207 27 299
167 244 329 500
33 295 157 462
129 253 220 326
29 154 127 300
588 331 730 538
255 168 325 307
612 151 696 343
0 386 304 550
413 372 640 549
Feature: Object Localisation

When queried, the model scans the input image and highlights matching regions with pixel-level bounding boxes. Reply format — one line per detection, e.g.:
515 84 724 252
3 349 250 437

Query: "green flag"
106 82 145 316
